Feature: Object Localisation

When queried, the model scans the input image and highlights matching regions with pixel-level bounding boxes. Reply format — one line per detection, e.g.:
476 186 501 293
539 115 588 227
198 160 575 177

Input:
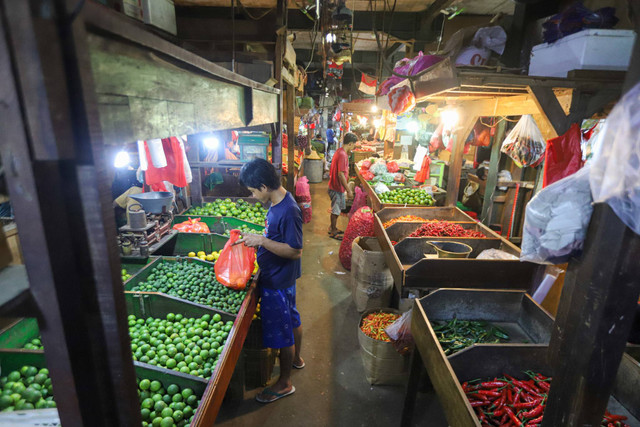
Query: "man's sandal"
255 386 296 403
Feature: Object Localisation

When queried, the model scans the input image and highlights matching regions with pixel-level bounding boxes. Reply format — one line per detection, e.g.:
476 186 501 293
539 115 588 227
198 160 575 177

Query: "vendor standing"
327 132 358 239
238 158 304 404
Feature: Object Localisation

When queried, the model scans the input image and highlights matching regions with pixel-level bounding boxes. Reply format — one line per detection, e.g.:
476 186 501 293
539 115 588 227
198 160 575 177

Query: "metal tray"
374 214 541 291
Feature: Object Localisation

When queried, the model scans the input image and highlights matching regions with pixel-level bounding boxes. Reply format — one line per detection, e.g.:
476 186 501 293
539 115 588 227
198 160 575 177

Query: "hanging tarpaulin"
359 73 377 95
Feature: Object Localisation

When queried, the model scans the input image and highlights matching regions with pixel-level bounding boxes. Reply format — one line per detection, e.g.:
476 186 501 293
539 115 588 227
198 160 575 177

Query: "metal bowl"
129 192 173 214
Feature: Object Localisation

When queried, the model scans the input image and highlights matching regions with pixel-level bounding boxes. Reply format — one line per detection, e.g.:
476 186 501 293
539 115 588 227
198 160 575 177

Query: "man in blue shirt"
238 159 304 403
326 124 336 149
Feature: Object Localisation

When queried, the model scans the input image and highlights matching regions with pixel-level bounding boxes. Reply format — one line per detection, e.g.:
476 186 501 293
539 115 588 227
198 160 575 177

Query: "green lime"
7 372 20 383
160 417 175 427
167 384 180 396
150 380 162 392
161 407 174 418
186 394 197 407
142 398 154 409
139 379 151 390
154 400 167 412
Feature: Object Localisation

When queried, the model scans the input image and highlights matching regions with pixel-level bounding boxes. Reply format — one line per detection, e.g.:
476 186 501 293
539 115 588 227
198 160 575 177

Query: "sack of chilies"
500 115 546 167
214 230 256 290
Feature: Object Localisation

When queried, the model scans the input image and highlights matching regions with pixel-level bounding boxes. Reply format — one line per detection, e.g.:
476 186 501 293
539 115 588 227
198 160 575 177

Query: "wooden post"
481 120 506 224
542 14 640 425
286 84 295 192
444 116 476 206
187 139 203 206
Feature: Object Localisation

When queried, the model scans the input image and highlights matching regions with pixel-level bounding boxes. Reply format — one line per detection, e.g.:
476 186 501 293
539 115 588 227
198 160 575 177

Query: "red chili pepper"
475 390 502 398
470 400 487 407
527 415 543 425
482 381 509 388
512 398 542 409
522 403 545 419
605 415 628 422
504 407 521 426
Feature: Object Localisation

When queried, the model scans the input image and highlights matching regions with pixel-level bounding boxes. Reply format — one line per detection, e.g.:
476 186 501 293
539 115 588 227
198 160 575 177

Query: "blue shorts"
260 285 301 349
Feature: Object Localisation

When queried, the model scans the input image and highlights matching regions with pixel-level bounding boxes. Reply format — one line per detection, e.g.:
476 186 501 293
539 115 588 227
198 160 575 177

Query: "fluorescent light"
203 137 219 150
114 151 130 168
407 121 419 134
371 105 378 112
441 109 459 129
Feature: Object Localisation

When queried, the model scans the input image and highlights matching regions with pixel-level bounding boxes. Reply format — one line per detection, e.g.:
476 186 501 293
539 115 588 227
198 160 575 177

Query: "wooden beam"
444 115 477 206
481 120 506 223
527 86 567 135
285 84 295 192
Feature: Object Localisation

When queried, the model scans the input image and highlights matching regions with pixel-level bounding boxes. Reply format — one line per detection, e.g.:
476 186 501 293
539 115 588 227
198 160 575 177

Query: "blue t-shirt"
257 193 303 289
326 128 335 145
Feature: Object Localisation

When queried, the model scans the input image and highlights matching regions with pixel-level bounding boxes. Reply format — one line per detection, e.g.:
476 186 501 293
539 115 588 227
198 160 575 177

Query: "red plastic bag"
295 176 312 224
361 160 372 170
386 161 399 173
172 218 211 233
214 230 256 290
543 123 584 187
414 156 431 184
339 207 375 270
394 173 406 183
361 170 375 181
430 124 444 152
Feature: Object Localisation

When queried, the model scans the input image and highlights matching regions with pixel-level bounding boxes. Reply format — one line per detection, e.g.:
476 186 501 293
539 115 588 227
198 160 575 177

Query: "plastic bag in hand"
385 309 414 355
214 229 256 290
501 115 546 167
172 218 211 233
589 82 640 235
521 166 592 265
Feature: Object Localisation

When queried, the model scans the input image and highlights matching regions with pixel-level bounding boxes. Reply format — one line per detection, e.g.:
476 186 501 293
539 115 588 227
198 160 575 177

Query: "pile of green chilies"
464 371 630 427
432 319 510 355
360 311 400 342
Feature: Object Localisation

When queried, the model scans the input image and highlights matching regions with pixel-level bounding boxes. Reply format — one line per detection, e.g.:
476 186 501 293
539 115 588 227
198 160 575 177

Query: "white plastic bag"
477 249 519 260
501 115 546 167
373 182 390 194
521 166 592 264
589 83 640 235
385 309 413 355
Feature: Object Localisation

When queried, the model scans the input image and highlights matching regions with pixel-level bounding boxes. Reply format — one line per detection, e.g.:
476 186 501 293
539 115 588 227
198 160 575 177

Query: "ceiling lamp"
332 4 353 24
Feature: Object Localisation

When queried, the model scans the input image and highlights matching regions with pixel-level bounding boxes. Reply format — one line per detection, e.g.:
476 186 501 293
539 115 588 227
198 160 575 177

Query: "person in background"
238 159 304 404
326 124 336 150
310 133 326 154
327 132 358 239
112 168 143 228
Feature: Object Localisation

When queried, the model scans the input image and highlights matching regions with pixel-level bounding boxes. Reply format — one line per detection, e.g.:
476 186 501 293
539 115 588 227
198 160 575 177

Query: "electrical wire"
304 15 320 72
237 0 274 20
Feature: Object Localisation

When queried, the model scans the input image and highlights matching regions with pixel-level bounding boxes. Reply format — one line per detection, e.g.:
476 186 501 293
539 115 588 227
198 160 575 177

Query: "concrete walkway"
216 181 446 427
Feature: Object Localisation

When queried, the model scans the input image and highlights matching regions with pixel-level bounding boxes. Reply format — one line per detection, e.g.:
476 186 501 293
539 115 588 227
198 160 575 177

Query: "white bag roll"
147 138 167 168
178 136 192 184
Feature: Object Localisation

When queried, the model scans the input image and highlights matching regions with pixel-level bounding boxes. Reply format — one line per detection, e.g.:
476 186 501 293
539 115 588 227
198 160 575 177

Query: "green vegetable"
432 319 510 355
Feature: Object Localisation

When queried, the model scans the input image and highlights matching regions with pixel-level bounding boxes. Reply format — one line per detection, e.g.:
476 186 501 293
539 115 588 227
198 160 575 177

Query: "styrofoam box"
142 0 177 36
529 29 637 78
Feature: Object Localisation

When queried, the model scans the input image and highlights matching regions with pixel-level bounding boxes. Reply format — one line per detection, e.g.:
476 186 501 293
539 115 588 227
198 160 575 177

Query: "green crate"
121 257 156 276
171 216 264 236
238 133 269 161
124 293 236 323
151 233 230 257
0 318 40 349
123 257 246 317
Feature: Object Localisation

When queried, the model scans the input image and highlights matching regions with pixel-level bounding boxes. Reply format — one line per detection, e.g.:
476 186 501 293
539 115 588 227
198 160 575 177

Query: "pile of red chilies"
409 220 486 238
465 372 630 427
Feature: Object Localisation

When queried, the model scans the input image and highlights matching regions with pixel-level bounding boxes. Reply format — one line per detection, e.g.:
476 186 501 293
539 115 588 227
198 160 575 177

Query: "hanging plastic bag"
501 115 546 167
295 176 312 224
543 123 584 187
214 229 256 290
385 309 414 355
388 86 416 115
172 218 211 233
590 82 640 235
339 207 375 270
521 166 593 264
348 187 368 218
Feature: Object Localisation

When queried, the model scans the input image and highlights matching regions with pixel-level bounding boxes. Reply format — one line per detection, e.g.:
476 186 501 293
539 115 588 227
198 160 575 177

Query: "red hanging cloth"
144 137 188 189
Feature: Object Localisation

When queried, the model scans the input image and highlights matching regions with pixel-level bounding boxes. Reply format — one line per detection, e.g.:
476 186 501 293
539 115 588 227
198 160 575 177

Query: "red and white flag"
358 73 377 95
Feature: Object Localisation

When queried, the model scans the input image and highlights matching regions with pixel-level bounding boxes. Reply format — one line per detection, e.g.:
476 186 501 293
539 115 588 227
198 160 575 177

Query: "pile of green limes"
122 268 132 282
22 338 43 350
129 313 233 379
138 378 199 427
129 261 246 314
186 199 266 225
379 188 435 206
0 365 56 411
222 224 262 237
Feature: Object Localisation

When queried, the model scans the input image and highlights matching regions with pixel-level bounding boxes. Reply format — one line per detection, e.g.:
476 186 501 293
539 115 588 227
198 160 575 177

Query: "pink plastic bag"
348 187 367 219
295 176 312 224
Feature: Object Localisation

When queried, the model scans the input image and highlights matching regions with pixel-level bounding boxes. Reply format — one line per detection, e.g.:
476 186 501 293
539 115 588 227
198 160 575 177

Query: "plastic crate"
238 133 269 161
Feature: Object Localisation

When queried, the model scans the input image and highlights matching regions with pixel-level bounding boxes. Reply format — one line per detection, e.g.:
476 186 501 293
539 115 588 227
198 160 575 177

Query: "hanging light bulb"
114 150 130 168
203 137 219 150
407 121 419 134
371 105 378 113
441 108 459 129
